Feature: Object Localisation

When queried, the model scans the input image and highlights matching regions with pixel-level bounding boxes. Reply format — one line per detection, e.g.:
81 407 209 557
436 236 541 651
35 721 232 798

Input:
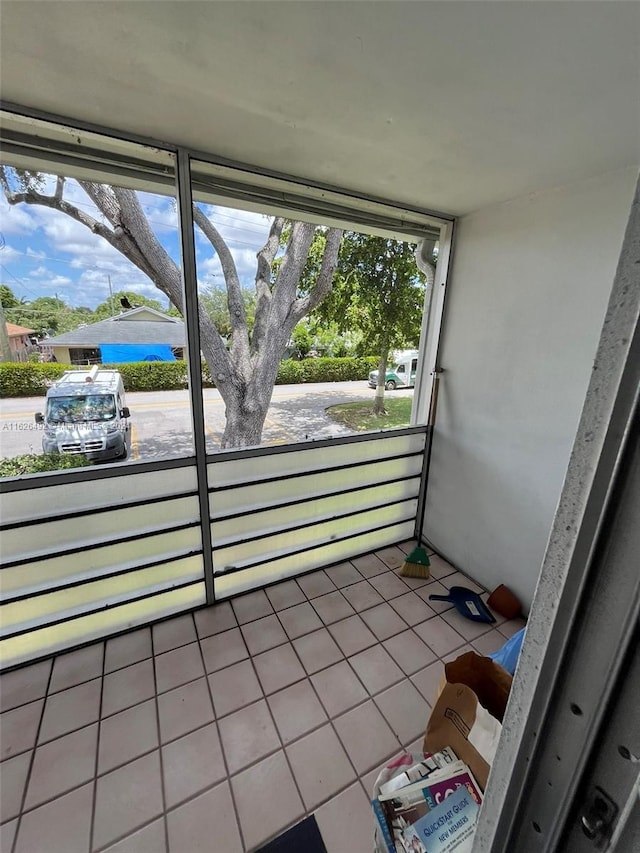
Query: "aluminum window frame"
0 104 453 624
0 101 454 482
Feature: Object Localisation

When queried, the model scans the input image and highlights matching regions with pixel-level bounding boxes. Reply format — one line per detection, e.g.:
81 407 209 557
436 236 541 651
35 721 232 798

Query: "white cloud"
33 274 73 290
0 244 21 263
0 196 38 235
2 171 281 309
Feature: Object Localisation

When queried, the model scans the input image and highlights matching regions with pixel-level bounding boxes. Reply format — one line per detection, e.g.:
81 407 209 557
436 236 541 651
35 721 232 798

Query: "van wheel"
118 445 128 460
385 380 396 390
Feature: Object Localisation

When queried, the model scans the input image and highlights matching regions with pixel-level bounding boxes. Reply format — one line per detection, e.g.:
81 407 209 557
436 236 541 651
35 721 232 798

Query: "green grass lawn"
326 396 412 431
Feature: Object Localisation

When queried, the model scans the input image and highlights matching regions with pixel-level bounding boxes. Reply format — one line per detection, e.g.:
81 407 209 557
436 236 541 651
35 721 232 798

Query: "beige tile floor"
0 542 525 853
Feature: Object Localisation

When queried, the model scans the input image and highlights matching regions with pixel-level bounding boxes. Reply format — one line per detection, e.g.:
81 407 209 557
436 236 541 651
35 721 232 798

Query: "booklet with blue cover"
403 785 479 853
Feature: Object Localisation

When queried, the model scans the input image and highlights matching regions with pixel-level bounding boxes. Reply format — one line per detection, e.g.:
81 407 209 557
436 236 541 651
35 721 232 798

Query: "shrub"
275 360 305 384
276 356 378 384
0 452 92 477
0 362 67 397
0 361 190 396
0 356 379 397
106 362 189 392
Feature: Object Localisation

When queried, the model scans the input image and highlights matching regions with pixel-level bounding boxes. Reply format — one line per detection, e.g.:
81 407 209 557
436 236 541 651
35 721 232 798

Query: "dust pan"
399 546 431 579
429 586 496 623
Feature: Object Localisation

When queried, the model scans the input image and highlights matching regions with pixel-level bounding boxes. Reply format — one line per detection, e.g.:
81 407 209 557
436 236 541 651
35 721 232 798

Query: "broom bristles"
399 547 431 579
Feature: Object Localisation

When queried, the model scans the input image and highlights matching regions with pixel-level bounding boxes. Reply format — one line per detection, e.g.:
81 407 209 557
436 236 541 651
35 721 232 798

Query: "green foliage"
275 359 305 384
1 357 378 396
315 233 425 357
291 324 313 358
275 356 378 385
199 285 256 338
0 361 189 396
6 296 94 337
0 362 67 397
0 452 92 478
0 284 24 310
3 288 175 339
91 291 167 321
109 362 190 391
308 320 359 357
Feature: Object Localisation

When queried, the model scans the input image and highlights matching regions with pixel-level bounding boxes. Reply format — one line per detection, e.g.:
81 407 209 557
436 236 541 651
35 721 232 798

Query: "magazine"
378 749 458 798
378 761 468 803
405 785 479 853
372 754 482 853
422 768 482 810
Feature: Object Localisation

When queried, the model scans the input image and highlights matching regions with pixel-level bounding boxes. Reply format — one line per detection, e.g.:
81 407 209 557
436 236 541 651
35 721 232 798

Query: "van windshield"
47 395 117 424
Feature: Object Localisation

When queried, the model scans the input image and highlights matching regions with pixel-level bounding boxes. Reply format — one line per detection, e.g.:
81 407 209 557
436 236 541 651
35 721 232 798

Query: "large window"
189 159 439 454
0 114 445 479
0 118 192 477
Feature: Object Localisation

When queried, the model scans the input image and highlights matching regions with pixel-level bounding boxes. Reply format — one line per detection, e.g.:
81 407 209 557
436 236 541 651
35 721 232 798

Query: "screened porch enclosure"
0 110 447 673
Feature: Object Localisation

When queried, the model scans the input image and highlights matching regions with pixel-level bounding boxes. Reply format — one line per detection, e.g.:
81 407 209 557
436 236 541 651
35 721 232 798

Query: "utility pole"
108 275 115 316
0 298 13 362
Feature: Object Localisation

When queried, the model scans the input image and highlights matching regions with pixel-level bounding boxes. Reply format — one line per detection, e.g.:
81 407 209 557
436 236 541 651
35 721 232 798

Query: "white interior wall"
422 167 639 609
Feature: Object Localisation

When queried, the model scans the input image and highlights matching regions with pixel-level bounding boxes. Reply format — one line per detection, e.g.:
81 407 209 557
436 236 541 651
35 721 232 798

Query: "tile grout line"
91 815 167 853
311 559 425 788
193 611 249 853
240 608 311 852
150 620 172 853
89 643 107 853
264 587 403 844
10 654 54 853
249 591 360 843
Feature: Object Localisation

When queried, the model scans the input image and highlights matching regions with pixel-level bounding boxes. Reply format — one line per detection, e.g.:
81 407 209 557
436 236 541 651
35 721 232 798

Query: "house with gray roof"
40 307 186 365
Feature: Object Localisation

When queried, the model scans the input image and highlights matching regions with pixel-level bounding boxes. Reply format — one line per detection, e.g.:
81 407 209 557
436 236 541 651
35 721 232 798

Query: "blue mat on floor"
257 816 327 852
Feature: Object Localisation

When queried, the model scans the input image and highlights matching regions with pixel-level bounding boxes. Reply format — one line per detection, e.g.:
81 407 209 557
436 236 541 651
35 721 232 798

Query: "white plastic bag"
371 752 426 853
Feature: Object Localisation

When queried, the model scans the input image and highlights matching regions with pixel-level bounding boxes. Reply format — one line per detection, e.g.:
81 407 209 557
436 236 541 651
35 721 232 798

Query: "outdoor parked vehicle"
35 367 130 461
368 351 418 390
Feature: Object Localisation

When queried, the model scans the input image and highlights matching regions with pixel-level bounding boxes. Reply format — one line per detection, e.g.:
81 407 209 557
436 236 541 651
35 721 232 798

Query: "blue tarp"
99 344 176 363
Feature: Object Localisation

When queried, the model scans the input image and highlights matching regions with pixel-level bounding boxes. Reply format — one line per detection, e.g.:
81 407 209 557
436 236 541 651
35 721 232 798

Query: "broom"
399 546 431 579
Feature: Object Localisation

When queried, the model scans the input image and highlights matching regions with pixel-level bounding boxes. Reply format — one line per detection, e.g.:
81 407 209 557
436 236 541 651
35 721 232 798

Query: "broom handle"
427 369 443 427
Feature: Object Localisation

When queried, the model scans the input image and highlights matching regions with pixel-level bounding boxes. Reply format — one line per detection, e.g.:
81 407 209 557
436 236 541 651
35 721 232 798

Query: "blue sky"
0 172 273 311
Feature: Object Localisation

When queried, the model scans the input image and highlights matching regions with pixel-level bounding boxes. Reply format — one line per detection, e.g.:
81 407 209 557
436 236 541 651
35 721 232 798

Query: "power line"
0 264 42 299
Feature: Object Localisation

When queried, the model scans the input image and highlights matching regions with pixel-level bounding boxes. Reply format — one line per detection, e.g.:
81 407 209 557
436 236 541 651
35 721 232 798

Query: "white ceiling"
1 1 638 216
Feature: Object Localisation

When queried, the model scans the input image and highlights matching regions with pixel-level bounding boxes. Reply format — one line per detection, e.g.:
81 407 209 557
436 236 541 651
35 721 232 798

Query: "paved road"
0 382 413 462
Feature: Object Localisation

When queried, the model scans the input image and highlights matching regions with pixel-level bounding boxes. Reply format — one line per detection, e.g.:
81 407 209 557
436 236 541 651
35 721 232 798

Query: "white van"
368 350 419 390
35 367 130 461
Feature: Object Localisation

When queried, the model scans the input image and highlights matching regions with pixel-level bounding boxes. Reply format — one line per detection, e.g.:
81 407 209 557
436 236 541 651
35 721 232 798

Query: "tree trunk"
220 388 266 448
372 342 389 416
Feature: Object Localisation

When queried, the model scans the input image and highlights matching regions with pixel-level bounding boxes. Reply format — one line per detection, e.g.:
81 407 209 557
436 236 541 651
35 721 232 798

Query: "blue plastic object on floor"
488 627 526 675
429 586 496 623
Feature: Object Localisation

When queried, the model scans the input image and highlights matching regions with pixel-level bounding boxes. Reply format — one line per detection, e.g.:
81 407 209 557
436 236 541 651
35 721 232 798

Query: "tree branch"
80 182 122 228
290 227 343 323
255 216 284 290
192 205 249 363
0 168 117 245
271 221 316 326
251 216 284 354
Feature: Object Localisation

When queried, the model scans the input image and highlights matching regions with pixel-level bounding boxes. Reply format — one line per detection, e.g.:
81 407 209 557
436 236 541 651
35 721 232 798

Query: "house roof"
40 308 185 348
6 323 35 337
